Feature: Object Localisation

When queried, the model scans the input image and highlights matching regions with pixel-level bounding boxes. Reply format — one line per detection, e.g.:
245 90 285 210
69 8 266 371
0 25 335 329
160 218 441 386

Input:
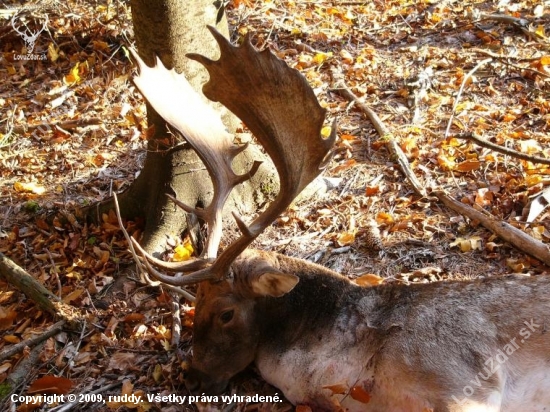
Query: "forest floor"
0 0 549 411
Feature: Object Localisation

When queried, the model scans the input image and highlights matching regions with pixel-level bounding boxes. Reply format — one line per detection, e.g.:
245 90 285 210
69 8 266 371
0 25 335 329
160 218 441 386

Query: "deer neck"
252 259 385 409
254 253 386 353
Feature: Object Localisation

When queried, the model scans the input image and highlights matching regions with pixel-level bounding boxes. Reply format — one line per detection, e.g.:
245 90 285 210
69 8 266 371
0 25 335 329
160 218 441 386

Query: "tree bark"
92 0 278 253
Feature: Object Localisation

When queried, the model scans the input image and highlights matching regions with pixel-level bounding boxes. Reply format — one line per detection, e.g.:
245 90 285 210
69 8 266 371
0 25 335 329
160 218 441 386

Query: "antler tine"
130 237 211 273
176 26 337 283
131 28 335 286
188 27 336 196
130 48 260 267
10 13 31 37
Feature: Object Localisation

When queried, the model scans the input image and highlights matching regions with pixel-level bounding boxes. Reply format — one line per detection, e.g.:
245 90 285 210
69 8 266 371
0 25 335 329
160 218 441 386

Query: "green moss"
24 201 40 213
0 382 13 400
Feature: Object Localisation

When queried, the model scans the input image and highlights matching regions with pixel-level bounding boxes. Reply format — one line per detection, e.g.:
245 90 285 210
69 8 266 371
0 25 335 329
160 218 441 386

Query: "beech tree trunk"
94 0 277 253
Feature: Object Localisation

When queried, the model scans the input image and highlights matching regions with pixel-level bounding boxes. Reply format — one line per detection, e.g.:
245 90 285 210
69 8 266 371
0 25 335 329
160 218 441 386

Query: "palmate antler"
131 26 336 285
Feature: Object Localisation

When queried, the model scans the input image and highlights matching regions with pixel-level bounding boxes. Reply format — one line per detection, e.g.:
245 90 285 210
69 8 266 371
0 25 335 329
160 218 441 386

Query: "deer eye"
219 309 234 324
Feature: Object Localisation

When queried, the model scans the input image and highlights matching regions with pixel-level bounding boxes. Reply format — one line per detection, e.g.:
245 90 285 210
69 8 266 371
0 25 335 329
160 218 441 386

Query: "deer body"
129 27 550 411
188 251 550 412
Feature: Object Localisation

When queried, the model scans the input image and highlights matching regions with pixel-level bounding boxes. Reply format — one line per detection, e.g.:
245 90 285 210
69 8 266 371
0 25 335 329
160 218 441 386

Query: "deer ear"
251 271 299 297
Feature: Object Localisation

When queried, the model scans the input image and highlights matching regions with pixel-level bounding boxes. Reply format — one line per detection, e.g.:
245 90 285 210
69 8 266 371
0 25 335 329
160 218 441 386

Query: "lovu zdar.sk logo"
11 10 48 60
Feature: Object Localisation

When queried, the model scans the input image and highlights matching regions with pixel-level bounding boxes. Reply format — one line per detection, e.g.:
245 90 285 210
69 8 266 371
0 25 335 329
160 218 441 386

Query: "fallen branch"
331 81 426 197
294 42 323 54
0 320 66 363
6 339 45 389
455 132 550 165
472 49 549 79
478 13 530 28
0 253 83 326
0 253 60 316
471 48 543 62
475 12 543 42
434 191 550 266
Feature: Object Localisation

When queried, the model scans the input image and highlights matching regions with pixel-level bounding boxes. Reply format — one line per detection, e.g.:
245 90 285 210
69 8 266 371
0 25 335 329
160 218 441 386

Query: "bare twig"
471 48 543 62
476 13 543 42
331 81 426 197
331 82 389 136
49 382 122 412
472 49 549 78
454 132 550 166
170 294 181 347
112 193 146 280
58 321 87 376
478 13 529 28
294 42 323 54
9 118 103 135
444 58 492 139
45 249 62 299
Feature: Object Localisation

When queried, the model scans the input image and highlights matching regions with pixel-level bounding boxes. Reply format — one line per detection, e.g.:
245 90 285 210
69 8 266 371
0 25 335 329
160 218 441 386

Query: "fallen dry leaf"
354 273 384 287
336 231 356 246
322 382 348 395
350 385 371 404
13 182 46 195
27 376 73 395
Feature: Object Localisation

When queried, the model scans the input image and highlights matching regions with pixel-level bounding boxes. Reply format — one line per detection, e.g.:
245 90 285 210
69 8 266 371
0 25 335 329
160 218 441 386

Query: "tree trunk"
92 0 277 253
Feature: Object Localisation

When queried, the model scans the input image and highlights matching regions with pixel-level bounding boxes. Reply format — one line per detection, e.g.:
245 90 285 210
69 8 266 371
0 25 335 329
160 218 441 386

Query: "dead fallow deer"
129 27 550 412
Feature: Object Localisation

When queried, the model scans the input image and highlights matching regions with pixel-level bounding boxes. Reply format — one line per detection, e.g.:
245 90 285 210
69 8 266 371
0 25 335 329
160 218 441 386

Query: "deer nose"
184 368 201 394
185 367 229 395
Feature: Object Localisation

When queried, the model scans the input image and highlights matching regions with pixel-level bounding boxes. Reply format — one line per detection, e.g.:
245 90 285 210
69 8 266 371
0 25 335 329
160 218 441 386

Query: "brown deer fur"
187 250 550 411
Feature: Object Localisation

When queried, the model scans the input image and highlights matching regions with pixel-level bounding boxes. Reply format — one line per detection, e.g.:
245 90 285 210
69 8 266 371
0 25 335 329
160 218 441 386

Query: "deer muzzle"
185 366 229 395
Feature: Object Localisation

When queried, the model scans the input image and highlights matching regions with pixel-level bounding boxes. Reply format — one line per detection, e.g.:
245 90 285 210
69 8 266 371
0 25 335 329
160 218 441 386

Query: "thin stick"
113 192 146 279
471 48 542 62
472 48 549 78
45 249 62 299
444 58 492 139
331 81 426 197
170 294 181 347
477 13 542 42
455 132 550 166
49 382 122 412
10 118 103 135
